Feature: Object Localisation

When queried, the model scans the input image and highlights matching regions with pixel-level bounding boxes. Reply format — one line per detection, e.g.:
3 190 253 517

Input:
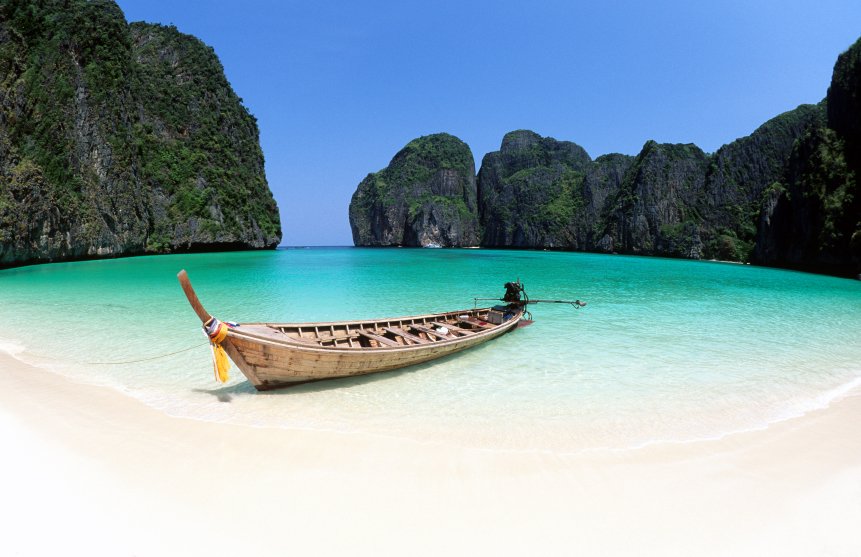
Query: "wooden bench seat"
430 322 475 336
458 318 494 329
409 324 449 340
383 326 430 345
358 331 400 347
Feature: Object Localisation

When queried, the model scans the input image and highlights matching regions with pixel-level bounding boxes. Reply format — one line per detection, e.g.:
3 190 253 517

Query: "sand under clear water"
2 248 860 452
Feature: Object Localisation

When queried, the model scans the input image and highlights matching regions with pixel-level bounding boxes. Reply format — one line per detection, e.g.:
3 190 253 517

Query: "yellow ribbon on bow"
211 343 230 383
205 318 231 383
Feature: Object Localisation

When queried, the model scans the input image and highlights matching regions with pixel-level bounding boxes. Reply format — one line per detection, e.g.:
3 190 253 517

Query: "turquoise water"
1 248 860 451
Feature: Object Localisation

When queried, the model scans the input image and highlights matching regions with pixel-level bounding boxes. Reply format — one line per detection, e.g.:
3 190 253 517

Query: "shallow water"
1 248 860 451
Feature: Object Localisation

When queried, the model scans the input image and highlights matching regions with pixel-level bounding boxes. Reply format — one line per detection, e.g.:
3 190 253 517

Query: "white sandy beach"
1 350 859 557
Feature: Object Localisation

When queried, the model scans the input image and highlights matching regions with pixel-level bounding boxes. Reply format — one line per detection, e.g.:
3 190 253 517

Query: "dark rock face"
575 153 634 249
598 142 709 257
351 112 836 270
346 35 860 276
130 23 280 251
754 126 859 273
754 38 861 275
0 0 281 267
827 38 861 149
478 131 721 256
701 104 825 261
349 133 479 247
477 108 824 263
478 130 597 248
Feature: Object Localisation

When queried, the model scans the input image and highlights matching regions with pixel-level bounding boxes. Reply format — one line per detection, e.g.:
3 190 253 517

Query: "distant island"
0 0 281 268
350 37 861 278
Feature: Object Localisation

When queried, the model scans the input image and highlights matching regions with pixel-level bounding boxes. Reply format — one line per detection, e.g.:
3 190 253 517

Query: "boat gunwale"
227 307 522 354
256 306 494 329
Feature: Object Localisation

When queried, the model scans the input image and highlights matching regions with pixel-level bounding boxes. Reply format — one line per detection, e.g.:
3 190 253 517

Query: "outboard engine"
503 280 525 304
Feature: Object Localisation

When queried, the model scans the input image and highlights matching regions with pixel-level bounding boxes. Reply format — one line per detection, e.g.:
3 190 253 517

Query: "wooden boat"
178 270 525 390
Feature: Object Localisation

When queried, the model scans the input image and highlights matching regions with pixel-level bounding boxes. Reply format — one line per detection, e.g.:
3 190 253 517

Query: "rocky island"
0 0 281 267
349 133 479 247
350 37 861 277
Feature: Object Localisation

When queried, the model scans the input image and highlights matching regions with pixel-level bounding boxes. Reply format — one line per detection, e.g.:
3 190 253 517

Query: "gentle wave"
0 335 25 357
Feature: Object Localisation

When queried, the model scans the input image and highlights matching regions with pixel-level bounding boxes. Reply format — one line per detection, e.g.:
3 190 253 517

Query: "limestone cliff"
597 142 709 258
478 106 822 263
349 133 479 247
596 104 822 260
755 37 861 275
477 130 597 248
350 113 834 267
0 0 281 267
704 103 824 261
346 35 860 276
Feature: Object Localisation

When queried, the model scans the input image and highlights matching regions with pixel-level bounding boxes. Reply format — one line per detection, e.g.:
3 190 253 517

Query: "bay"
1 248 859 451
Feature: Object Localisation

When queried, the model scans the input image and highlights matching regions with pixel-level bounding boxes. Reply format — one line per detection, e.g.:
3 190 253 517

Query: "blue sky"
116 0 861 246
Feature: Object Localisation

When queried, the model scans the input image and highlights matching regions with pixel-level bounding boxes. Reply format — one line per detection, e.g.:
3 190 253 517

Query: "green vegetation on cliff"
471 98 838 270
387 133 474 185
349 133 479 247
704 103 825 262
478 130 595 247
755 38 861 274
343 33 860 276
131 21 280 245
0 0 280 266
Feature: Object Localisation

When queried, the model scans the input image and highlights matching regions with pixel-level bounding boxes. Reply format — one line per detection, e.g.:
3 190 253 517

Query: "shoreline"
0 244 279 273
2 351 860 556
3 245 859 282
7 335 861 455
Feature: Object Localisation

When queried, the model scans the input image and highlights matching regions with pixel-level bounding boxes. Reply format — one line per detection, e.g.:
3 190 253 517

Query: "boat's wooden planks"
178 270 525 390
230 320 521 387
236 325 293 342
383 326 429 345
242 345 441 372
247 341 475 377
262 308 486 331
358 331 400 347
409 323 450 340
232 313 514 356
220 339 264 385
237 323 519 384
458 317 494 329
430 321 475 336
234 328 497 364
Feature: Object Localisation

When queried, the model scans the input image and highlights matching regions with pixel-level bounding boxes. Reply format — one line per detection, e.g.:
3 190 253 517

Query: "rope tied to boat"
27 341 210 366
204 317 231 383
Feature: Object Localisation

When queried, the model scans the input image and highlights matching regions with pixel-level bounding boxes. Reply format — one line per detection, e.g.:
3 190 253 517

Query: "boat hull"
177 269 524 391
223 309 522 390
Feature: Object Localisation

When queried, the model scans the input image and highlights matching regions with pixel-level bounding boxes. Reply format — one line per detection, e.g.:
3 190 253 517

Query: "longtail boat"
178 270 544 390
